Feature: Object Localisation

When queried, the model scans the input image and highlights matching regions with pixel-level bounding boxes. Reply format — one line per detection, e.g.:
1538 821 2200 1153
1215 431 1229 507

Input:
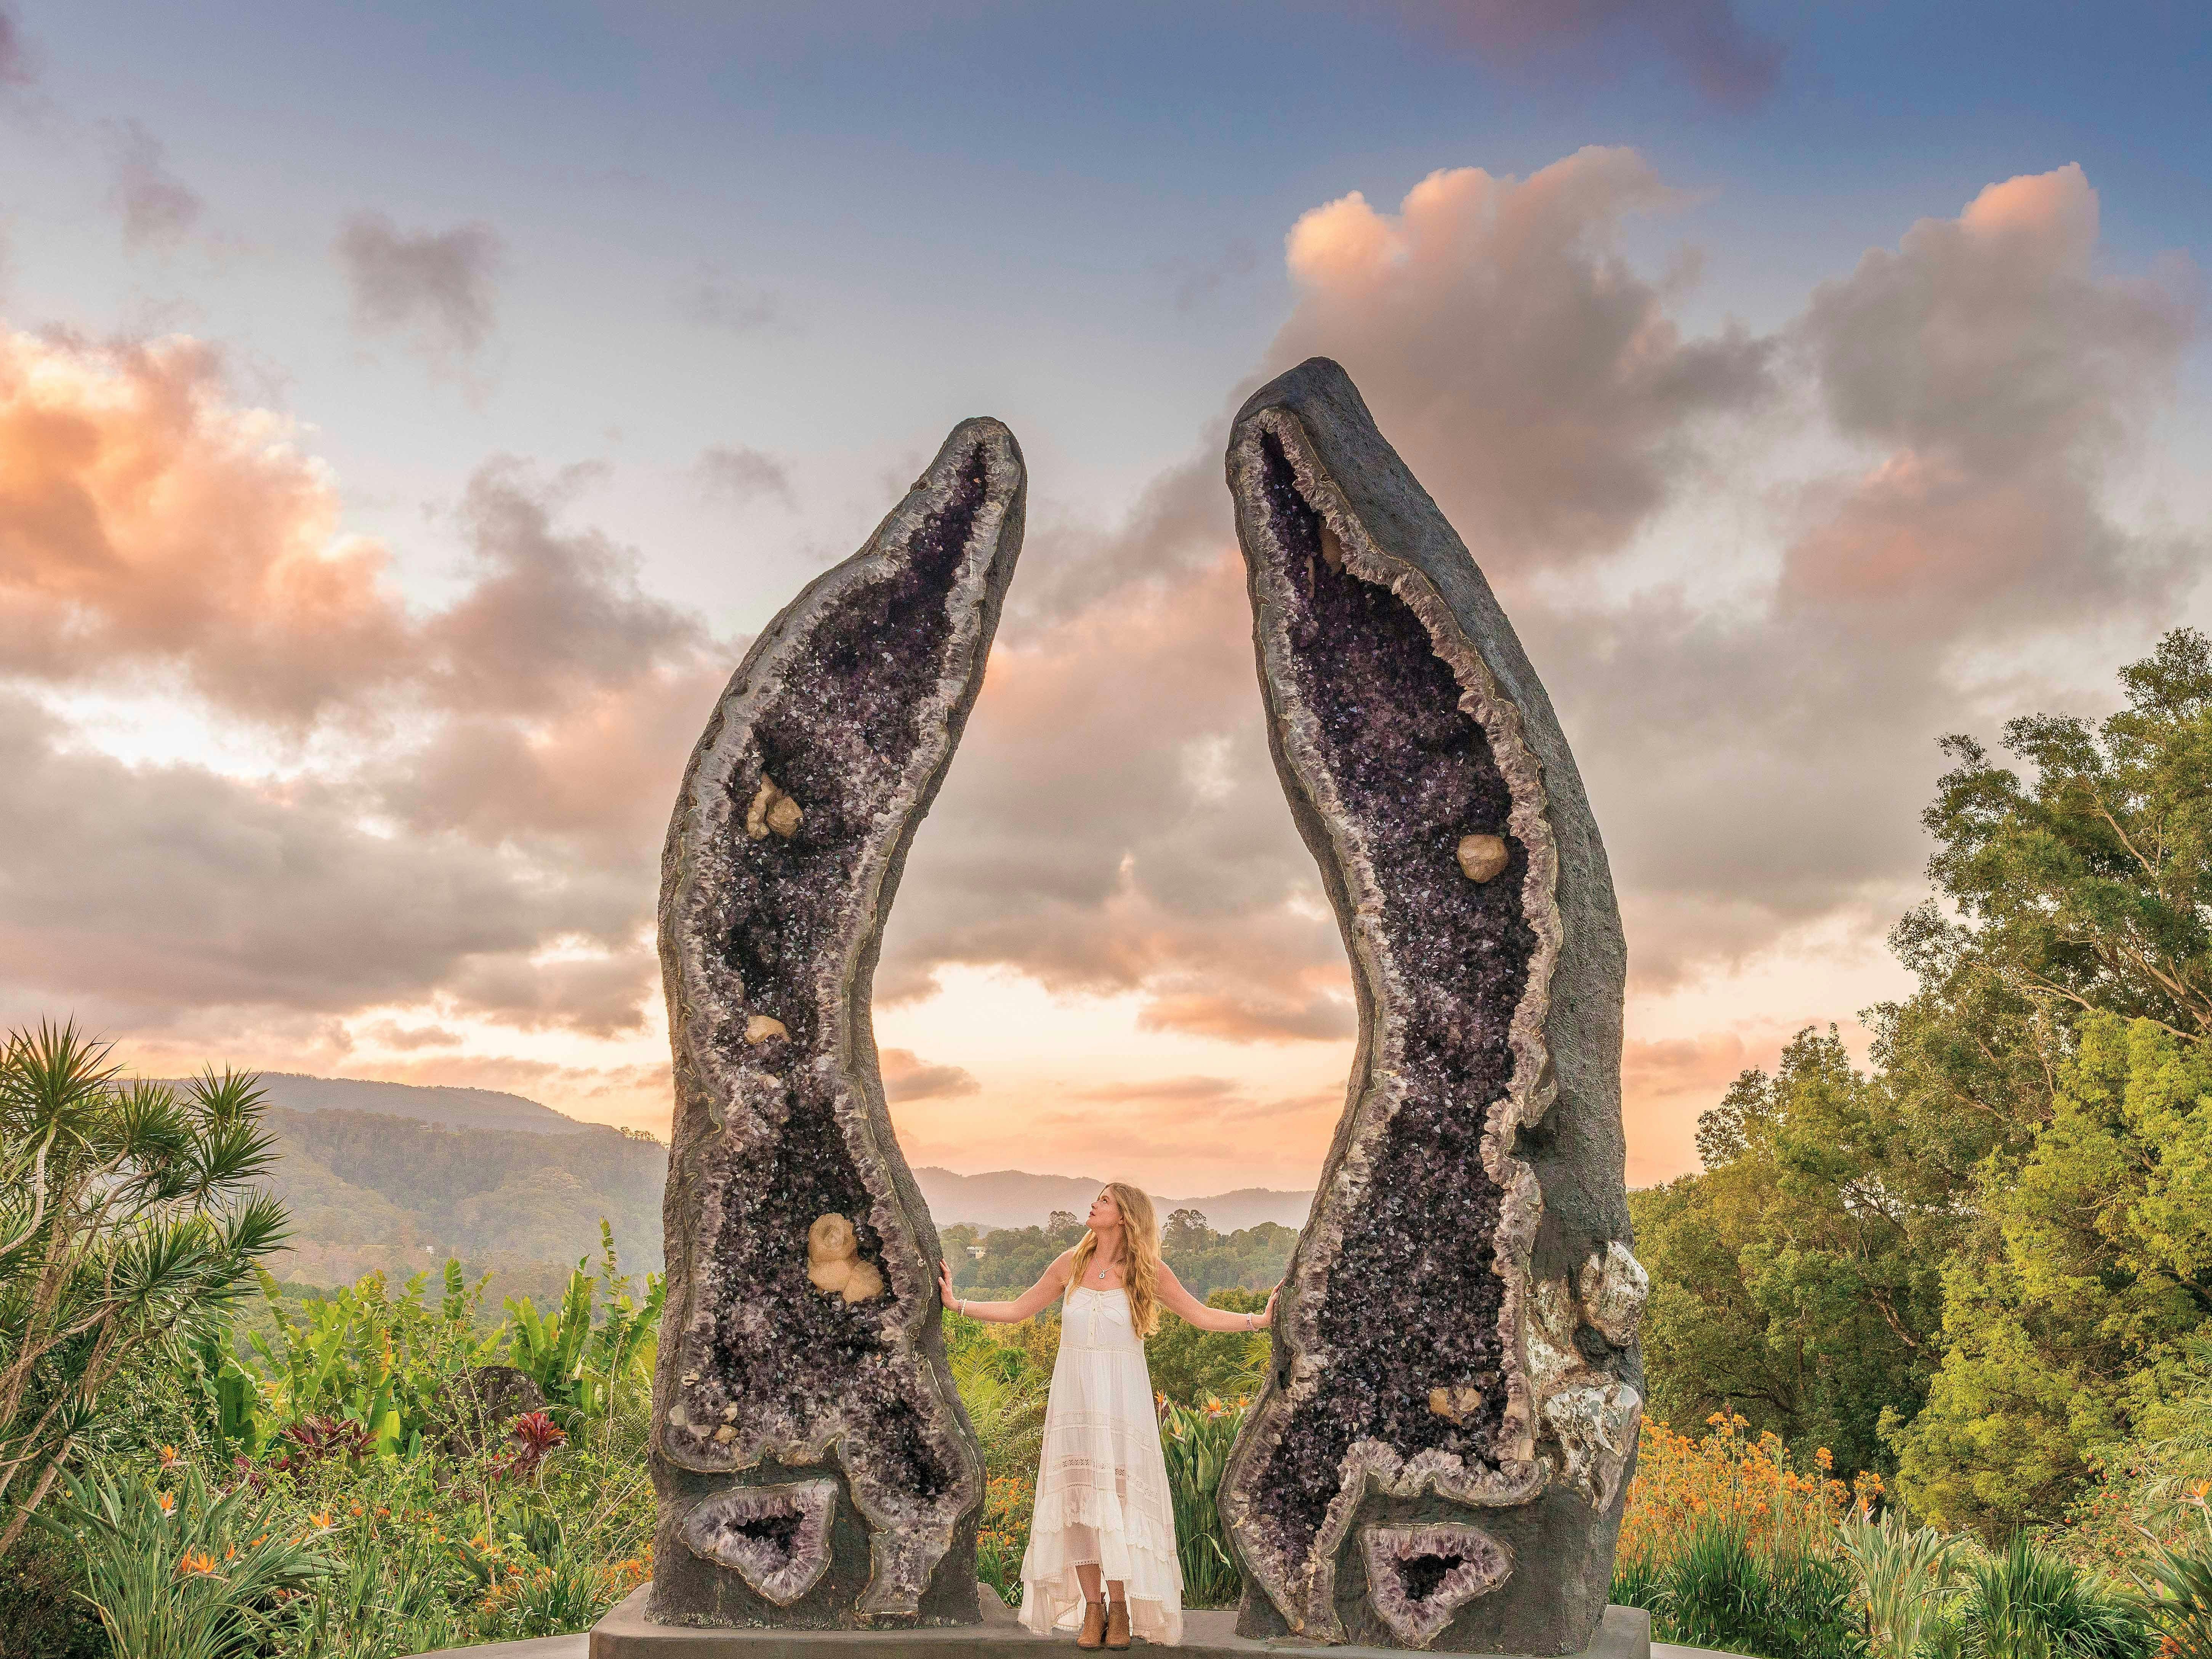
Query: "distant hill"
911 1167 1311 1235
197 1071 1309 1300
248 1073 589 1133
254 1106 667 1297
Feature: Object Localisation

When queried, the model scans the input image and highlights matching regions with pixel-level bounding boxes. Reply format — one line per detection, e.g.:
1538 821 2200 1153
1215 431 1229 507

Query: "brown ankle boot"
1106 1600 1131 1650
1077 1601 1107 1649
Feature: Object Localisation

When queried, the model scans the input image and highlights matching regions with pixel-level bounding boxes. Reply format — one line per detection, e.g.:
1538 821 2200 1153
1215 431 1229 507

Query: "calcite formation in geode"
1218 360 1645 1656
649 419 1025 1629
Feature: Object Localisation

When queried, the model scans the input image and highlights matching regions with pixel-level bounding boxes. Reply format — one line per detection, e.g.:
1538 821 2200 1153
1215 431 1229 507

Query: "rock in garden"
433 1364 546 1459
650 418 1026 1629
1219 359 1643 1655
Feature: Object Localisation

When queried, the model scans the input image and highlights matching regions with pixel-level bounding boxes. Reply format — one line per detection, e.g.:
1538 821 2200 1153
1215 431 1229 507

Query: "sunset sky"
1 2 2206 1197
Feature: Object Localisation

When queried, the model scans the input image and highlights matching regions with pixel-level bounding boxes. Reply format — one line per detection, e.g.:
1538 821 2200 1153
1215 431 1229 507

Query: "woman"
940 1183 1277 1651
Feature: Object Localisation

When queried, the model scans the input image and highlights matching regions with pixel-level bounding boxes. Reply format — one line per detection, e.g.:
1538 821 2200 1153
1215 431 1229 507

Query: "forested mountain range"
256 1107 667 1303
167 1072 589 1133
224 1074 1313 1304
909 1168 1311 1233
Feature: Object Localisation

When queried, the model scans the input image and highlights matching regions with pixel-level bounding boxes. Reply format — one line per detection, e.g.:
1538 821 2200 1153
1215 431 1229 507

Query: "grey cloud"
695 445 796 507
1265 149 1775 573
426 461 709 716
0 331 716 1039
878 549 1353 1042
0 694 573 1018
880 1048 982 1103
0 7 32 91
1781 164 2198 637
897 157 2201 1033
674 264 785 334
336 211 504 362
1389 0 1783 109
111 121 203 250
442 947 658 1038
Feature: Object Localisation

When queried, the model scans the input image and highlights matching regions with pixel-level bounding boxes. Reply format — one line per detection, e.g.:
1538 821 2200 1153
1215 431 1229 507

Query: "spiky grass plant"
1628 1513 1862 1659
1964 1534 2148 1659
40 1461 331 1659
1837 1507 1964 1659
1160 1398 1245 1609
2135 1499 2212 1659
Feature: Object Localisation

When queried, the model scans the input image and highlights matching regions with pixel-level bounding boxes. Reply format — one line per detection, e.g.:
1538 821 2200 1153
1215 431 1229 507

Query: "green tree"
1147 1287 1270 1409
1633 1029 1942 1476
1880 628 2212 1530
1894 1015 2212 1531
1162 1209 1214 1257
0 1024 287 1560
955 1220 1088 1297
1918 627 2212 1046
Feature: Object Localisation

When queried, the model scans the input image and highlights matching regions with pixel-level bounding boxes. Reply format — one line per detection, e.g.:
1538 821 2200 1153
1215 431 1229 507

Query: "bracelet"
958 1299 967 1316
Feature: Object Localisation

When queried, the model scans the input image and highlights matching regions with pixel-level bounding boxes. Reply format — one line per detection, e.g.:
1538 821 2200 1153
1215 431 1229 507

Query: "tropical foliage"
0 1024 288 1560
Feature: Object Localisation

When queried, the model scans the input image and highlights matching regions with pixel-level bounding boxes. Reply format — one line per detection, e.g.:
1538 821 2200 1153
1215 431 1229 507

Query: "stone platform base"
584 1589 1651 1659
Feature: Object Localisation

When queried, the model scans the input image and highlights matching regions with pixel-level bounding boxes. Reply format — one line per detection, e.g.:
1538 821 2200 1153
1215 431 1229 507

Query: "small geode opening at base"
1361 1524 1513 1650
679 1480 839 1608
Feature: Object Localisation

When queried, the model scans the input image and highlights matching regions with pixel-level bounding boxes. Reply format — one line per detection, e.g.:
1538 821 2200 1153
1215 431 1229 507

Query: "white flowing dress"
1019 1285 1185 1646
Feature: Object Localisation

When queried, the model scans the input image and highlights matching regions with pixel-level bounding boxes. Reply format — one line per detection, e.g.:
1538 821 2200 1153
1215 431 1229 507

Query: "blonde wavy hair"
1067 1182 1162 1338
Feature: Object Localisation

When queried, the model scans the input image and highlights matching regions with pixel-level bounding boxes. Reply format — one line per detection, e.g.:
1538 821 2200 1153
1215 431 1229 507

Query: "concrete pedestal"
585 1588 1651 1659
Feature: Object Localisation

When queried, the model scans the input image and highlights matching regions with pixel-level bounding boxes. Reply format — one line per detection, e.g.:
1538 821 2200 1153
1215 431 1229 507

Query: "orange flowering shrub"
977 1472 1036 1605
1619 1413 1883 1565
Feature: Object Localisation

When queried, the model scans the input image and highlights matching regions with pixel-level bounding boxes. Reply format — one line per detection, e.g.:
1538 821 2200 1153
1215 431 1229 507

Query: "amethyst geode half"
649 420 1024 1628
1219 360 1644 1654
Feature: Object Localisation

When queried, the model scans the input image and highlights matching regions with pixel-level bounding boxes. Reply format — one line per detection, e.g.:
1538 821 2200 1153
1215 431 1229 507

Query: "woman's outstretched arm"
1156 1261 1278 1334
939 1249 1073 1323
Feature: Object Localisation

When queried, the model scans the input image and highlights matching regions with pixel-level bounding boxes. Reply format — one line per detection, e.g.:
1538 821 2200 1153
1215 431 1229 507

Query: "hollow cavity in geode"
655 419 1025 1626
1241 428 1534 1564
681 1480 840 1606
1361 1524 1513 1649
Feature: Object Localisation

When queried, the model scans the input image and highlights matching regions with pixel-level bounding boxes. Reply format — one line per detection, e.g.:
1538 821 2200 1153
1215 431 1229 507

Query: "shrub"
1836 1508 1964 1659
39 1459 333 1659
0 1025 288 1559
1611 1415 1874 1659
1160 1397 1245 1609
2134 1496 2212 1659
1147 1289 1270 1410
975 1473 1034 1608
1620 1414 1874 1566
1962 1534 2149 1659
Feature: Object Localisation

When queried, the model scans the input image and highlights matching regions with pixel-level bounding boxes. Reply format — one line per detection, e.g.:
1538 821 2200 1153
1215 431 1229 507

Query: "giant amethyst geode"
649 420 1025 1628
1218 360 1645 1655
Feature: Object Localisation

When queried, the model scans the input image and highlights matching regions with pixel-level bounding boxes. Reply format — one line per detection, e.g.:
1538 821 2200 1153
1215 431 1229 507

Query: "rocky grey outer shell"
649 419 1025 1629
1217 360 1644 1656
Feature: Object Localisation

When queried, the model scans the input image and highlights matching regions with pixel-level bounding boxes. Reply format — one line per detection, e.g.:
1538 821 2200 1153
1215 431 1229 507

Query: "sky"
0 0 2206 1197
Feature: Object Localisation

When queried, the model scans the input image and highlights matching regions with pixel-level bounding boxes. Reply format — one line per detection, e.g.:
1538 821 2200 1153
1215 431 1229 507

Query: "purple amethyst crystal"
679 1480 840 1607
1218 361 1644 1655
1361 1524 1513 1650
649 420 1025 1629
